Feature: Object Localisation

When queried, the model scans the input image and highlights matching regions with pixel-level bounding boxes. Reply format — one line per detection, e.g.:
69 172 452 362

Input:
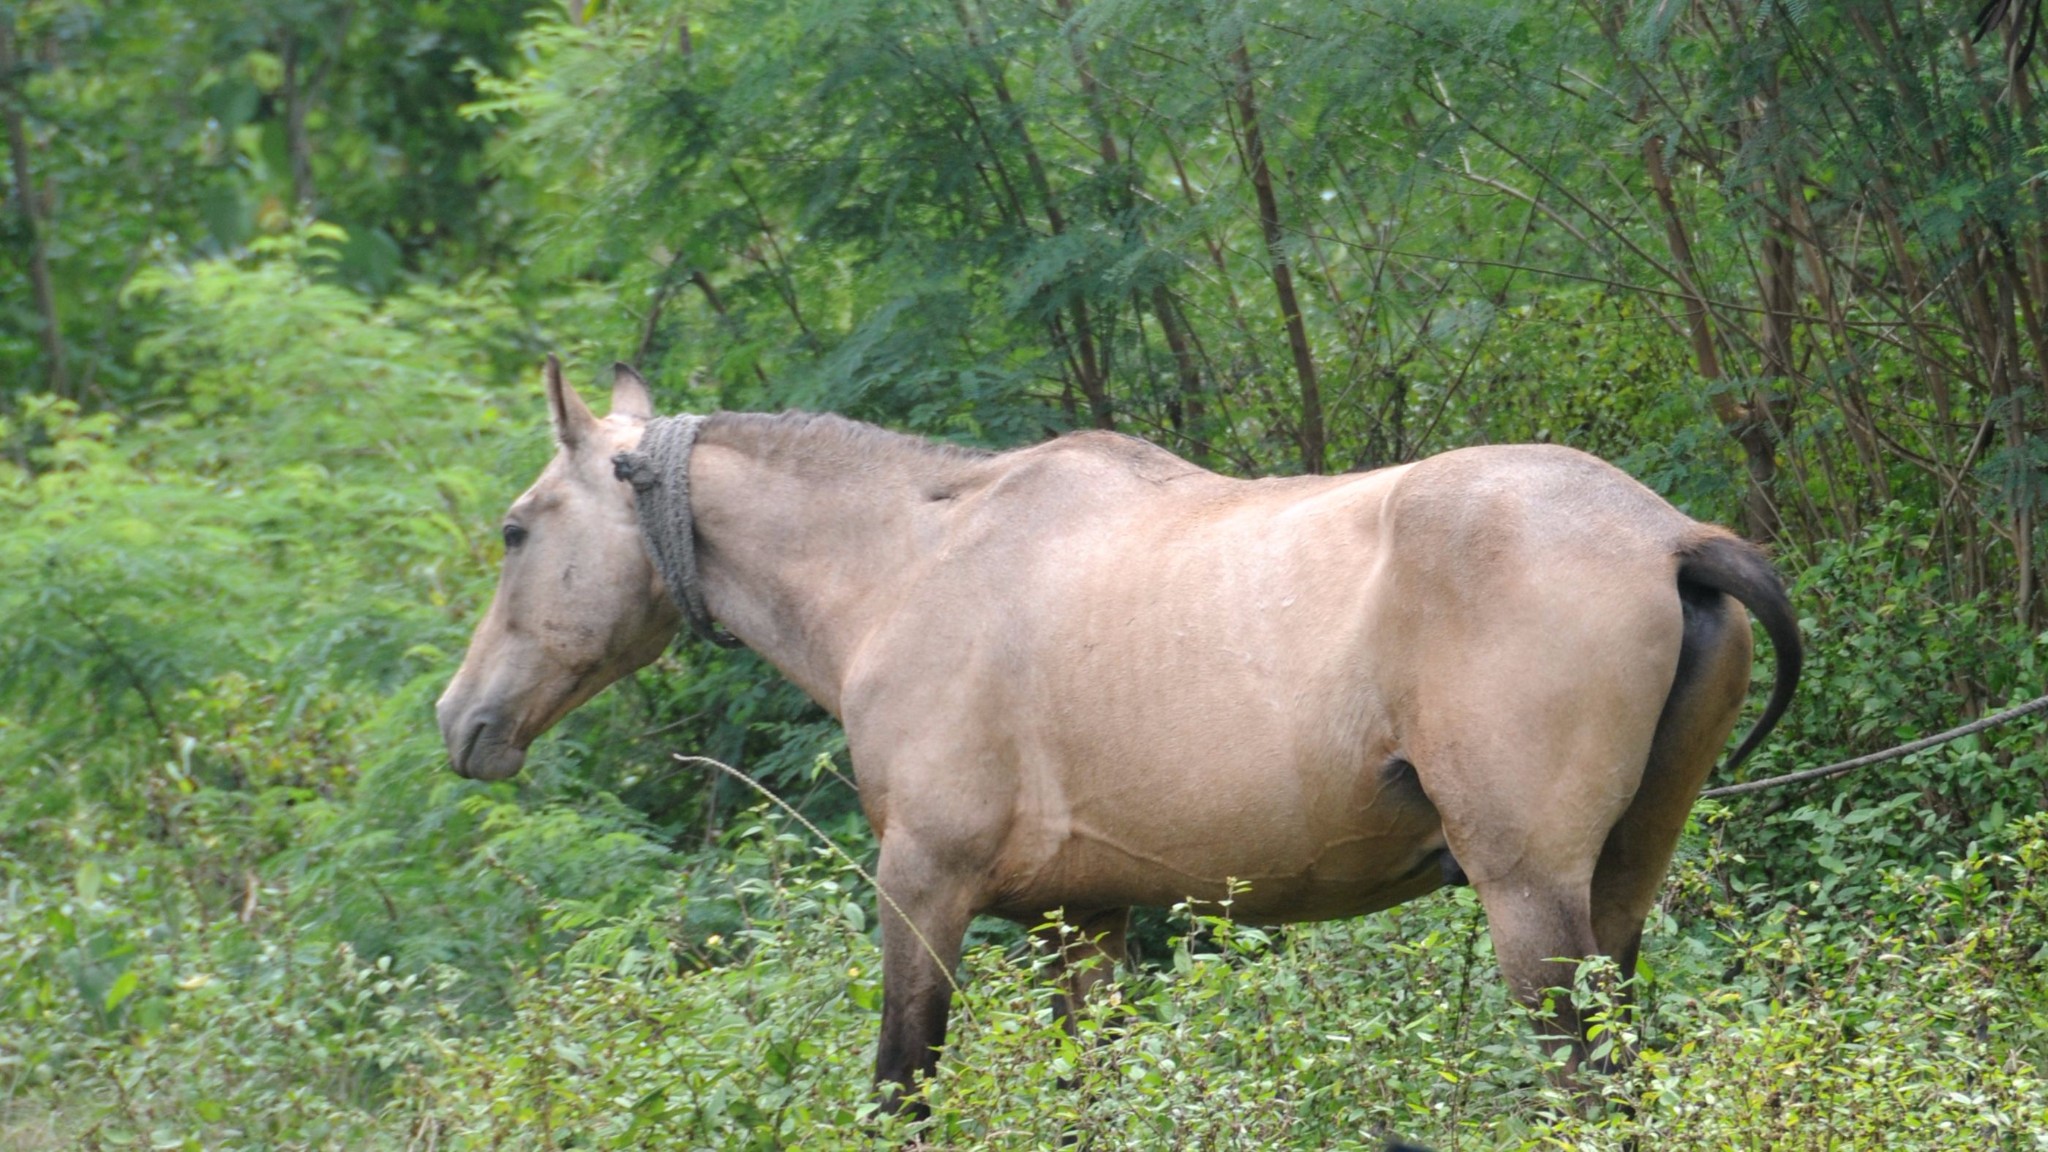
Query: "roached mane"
700 410 995 476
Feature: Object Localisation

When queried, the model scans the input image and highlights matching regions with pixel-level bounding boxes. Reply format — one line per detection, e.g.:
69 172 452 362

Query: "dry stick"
280 34 316 212
674 754 965 1001
1958 23 2041 624
1406 174 1552 460
935 78 1086 408
1622 0 1985 510
635 252 688 365
1415 80 1698 310
1991 238 2045 626
1728 164 1828 549
1847 6 1981 502
1701 693 2048 800
1150 284 1210 458
1787 189 1886 513
728 169 812 340
1763 24 1917 461
1426 73 1816 472
1754 94 1802 495
280 3 352 213
1304 227 1771 321
1297 213 1377 445
1160 128 1249 328
1440 159 1607 255
1320 159 1413 459
1999 11 2048 401
1052 0 1115 175
945 80 1030 224
1049 0 1138 409
1868 196 1974 588
1992 270 2041 627
1959 242 2024 591
1421 66 1823 401
1166 291 1263 474
60 604 171 746
1330 220 1960 484
686 268 770 388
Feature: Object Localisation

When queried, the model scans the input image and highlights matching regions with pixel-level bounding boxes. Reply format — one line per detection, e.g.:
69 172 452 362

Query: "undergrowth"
3 808 2044 1150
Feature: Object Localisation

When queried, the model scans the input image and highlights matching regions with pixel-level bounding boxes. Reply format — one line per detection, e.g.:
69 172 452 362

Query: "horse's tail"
1675 531 1801 773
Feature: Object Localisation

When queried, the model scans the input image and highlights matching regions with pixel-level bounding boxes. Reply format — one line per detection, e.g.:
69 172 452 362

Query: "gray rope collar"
611 415 743 650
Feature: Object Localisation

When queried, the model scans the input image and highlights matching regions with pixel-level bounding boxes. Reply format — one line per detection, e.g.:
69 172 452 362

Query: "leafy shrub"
17 805 2037 1150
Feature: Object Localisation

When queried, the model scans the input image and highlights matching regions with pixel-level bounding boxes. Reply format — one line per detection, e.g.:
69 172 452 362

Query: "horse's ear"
544 354 596 449
610 362 654 421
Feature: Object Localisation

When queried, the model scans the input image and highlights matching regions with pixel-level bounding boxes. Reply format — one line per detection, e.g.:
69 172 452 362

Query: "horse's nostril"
448 711 527 781
454 714 493 777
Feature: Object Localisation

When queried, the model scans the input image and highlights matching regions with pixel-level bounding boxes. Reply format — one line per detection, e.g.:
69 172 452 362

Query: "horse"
436 358 1799 1116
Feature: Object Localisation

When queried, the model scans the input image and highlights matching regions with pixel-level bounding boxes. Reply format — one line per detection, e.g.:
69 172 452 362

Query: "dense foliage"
2 0 2044 1147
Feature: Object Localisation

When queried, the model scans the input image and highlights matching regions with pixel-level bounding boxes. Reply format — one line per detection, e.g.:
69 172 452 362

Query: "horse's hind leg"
1430 744 1636 1072
1416 655 1677 1068
1037 905 1130 1124
1589 586 1752 985
1471 874 1606 1065
1037 907 1130 1037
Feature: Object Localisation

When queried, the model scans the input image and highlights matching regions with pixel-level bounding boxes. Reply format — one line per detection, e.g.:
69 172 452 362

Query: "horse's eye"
502 523 528 549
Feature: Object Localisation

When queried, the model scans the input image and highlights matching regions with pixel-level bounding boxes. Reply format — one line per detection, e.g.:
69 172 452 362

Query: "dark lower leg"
875 979 953 1118
872 860 971 1120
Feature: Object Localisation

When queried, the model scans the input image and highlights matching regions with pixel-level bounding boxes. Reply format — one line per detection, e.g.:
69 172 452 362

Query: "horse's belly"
985 761 1448 924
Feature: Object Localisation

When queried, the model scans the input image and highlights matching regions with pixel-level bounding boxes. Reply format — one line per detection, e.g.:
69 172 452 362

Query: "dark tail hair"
1677 532 1802 774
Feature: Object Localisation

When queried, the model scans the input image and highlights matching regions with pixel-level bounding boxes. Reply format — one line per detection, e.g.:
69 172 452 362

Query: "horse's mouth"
449 712 527 781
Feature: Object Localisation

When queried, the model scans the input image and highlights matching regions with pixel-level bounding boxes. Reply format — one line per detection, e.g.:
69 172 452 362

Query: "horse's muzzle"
437 698 527 781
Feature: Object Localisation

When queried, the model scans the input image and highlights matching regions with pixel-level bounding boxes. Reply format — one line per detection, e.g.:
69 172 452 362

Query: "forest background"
2 0 2047 1147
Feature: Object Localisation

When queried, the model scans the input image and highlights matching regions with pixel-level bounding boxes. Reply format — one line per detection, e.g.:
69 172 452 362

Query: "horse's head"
436 358 680 780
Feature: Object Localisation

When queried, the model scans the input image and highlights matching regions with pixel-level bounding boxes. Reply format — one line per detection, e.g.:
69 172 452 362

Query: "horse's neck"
687 420 968 715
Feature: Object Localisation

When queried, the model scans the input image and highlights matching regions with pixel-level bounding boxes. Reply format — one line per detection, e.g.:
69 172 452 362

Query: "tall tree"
1 12 67 398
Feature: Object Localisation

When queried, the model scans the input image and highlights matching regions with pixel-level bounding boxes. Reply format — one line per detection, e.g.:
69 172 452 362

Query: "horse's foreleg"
873 839 974 1121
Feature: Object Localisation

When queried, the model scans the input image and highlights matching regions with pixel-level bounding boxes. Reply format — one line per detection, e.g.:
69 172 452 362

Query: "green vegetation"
1 0 2044 1147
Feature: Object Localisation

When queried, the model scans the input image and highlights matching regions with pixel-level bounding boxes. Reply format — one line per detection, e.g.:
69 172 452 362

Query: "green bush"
13 807 2041 1149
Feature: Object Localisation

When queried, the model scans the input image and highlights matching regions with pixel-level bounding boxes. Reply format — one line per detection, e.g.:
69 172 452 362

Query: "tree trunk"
281 35 316 213
1643 133 1778 539
952 0 1113 429
1231 41 1323 474
1151 285 1208 460
687 268 770 389
1 19 67 399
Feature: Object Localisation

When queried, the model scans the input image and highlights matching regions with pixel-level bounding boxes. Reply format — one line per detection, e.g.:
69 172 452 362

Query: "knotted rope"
611 415 743 650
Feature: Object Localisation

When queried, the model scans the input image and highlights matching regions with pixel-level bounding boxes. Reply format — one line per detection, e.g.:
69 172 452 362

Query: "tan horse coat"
437 362 1799 1114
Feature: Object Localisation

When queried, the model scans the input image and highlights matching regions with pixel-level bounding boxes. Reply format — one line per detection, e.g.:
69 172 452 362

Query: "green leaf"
103 969 140 1013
